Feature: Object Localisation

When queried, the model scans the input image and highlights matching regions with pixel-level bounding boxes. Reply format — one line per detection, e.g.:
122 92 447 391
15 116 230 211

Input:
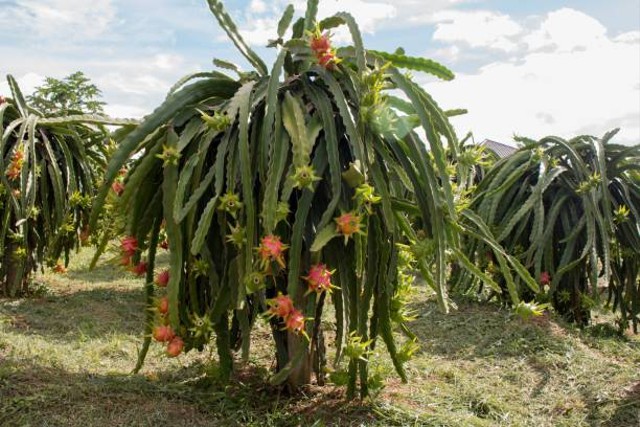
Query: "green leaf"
304 0 319 31
89 78 239 231
368 50 455 81
162 128 183 329
282 91 310 167
277 4 295 38
206 0 268 75
311 225 338 252
335 13 366 72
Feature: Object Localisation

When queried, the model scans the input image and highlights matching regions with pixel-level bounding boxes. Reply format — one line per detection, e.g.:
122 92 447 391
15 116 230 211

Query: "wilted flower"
245 271 265 294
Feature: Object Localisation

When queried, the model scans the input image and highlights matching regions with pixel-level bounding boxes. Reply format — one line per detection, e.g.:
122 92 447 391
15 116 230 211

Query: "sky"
1 0 639 146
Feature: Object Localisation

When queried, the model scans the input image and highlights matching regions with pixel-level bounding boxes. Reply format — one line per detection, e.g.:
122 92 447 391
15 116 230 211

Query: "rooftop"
480 139 518 158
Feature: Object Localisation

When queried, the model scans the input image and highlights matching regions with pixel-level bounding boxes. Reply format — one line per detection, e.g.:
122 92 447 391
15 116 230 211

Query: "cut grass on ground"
1 248 639 426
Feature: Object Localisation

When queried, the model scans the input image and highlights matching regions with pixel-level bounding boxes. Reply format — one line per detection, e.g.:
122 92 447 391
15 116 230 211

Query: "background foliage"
0 76 130 296
456 131 640 331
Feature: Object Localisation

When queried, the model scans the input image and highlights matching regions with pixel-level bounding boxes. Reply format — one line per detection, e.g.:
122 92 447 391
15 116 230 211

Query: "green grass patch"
1 248 638 426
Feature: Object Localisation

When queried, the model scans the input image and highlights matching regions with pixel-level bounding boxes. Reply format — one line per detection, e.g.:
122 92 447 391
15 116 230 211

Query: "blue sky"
1 0 639 145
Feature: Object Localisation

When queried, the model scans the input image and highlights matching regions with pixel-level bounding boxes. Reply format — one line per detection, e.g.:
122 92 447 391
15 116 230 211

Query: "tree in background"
27 71 105 116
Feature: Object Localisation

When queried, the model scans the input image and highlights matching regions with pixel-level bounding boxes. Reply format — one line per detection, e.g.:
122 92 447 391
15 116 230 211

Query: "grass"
1 248 639 426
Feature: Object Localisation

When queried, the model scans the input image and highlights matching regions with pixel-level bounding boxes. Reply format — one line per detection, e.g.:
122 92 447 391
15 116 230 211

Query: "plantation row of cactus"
0 79 131 296
457 133 640 331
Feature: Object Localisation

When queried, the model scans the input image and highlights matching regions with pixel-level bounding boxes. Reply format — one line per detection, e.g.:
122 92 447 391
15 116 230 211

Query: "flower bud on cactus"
291 165 321 191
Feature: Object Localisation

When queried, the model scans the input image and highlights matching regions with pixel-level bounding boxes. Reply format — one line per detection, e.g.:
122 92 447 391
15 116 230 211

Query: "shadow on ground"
598 380 640 427
0 358 379 427
407 298 640 426
0 286 145 340
410 298 640 360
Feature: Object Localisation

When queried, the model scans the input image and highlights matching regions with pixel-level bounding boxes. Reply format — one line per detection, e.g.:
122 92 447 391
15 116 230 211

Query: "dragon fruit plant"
0 77 131 296
91 0 535 397
456 132 640 330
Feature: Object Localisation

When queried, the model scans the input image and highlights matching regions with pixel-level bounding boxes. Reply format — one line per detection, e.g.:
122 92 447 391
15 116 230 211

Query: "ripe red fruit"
304 263 335 294
132 261 147 276
159 240 169 250
120 255 131 267
80 226 90 245
6 166 20 181
155 269 170 287
120 236 138 256
157 296 169 315
111 181 124 196
335 211 362 241
267 293 295 319
257 234 288 269
318 52 335 68
540 271 551 286
152 325 175 342
285 309 305 334
310 33 331 53
166 336 184 357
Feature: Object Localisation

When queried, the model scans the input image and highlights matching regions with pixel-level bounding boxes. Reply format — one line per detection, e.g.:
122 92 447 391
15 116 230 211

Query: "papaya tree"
456 131 640 330
0 76 132 296
91 0 535 397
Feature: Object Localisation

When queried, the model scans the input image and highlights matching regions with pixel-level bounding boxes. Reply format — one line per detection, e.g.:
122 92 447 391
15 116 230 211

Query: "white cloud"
614 31 640 43
310 0 396 34
524 8 607 52
249 0 268 14
0 73 45 98
103 103 149 119
423 8 640 145
0 0 116 41
427 10 523 52
153 54 185 71
237 0 396 45
233 17 281 46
